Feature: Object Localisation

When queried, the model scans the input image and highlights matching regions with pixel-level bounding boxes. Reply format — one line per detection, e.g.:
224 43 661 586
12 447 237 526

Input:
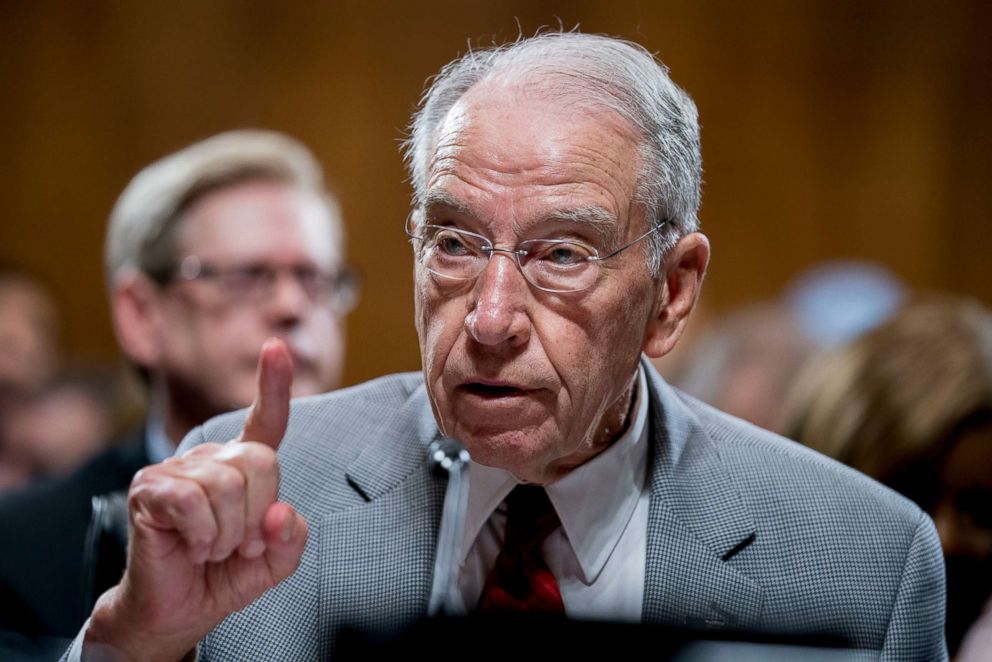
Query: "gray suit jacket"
178 363 945 660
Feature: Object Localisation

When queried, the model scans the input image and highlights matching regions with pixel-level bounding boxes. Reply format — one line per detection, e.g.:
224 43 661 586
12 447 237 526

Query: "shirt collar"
460 365 650 583
144 415 176 463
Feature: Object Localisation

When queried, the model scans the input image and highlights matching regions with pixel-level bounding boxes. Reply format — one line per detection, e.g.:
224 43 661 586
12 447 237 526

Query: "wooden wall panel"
1 1 989 387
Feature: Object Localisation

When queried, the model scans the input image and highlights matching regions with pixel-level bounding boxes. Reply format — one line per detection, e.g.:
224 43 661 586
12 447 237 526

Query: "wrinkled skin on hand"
85 339 309 662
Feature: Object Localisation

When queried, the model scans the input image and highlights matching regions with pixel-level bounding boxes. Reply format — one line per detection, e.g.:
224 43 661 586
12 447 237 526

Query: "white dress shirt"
455 367 651 622
144 415 176 464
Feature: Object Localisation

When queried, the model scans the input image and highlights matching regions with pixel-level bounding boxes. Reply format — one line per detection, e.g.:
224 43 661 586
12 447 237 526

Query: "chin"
456 425 555 477
227 392 257 412
223 380 260 411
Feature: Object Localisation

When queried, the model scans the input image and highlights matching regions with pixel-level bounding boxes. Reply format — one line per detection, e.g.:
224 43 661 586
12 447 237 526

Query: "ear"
642 232 710 359
110 270 165 369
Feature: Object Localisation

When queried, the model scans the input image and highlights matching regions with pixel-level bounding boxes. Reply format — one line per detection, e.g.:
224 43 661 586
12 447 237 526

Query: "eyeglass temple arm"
595 219 670 261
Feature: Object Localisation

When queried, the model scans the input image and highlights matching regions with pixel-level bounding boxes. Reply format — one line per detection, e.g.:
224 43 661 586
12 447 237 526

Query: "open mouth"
460 383 527 398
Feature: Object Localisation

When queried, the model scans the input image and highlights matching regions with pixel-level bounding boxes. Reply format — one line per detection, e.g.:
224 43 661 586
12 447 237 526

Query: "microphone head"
428 438 470 474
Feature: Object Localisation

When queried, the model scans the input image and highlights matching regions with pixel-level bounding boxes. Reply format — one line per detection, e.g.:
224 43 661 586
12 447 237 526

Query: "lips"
459 382 528 398
449 377 548 427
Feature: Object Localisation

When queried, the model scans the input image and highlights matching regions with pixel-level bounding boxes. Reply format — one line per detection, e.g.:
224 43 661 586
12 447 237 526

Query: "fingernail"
281 514 295 543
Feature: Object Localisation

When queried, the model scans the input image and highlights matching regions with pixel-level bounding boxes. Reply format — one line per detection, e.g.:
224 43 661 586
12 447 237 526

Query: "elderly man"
74 34 945 661
0 130 355 654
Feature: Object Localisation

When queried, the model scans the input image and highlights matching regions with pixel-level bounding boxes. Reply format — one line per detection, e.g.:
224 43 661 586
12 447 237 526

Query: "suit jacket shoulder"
644 364 945 658
188 367 946 659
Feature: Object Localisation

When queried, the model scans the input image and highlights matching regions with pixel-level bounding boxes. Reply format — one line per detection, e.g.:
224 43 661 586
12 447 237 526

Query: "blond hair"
105 130 339 285
781 295 992 488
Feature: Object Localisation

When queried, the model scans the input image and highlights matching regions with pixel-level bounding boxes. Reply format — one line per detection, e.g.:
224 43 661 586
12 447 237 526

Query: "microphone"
426 438 471 617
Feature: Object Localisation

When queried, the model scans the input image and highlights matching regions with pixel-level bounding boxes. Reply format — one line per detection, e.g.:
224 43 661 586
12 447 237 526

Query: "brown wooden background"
1 1 989 388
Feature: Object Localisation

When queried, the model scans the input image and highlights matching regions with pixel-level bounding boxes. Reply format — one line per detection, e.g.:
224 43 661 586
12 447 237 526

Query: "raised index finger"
238 337 293 449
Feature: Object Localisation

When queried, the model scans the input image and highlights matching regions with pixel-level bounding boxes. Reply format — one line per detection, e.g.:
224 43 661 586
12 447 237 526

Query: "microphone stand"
426 438 471 617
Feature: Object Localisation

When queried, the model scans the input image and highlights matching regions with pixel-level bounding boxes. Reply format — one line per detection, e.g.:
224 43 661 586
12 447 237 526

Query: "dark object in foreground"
338 614 878 661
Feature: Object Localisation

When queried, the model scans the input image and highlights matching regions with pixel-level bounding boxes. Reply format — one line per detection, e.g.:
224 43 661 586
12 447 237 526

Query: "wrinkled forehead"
430 79 642 176
425 82 643 237
175 181 342 265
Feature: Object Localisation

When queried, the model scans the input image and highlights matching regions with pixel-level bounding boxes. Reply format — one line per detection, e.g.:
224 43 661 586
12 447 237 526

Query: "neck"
537 370 640 484
161 414 191 449
150 378 216 449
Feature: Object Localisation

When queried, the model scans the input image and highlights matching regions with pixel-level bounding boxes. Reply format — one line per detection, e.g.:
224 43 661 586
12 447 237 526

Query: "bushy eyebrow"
421 191 616 242
544 206 616 242
422 190 475 220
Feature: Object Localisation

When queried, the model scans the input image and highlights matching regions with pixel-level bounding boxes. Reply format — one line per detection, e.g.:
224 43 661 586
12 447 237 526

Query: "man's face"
148 180 345 421
414 87 668 484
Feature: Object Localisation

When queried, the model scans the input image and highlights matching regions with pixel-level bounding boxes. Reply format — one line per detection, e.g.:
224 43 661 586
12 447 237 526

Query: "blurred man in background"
0 271 69 491
0 272 61 402
0 130 357 659
664 302 815 431
656 260 906 434
0 368 118 490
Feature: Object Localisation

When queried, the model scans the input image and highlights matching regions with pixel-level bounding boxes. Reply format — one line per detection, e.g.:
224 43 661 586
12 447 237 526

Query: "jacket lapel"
641 361 764 629
313 368 763 638
317 384 447 646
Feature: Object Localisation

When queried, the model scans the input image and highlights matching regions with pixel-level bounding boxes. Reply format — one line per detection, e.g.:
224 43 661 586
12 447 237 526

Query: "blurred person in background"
657 260 905 433
782 260 906 349
0 130 358 659
0 271 64 489
0 368 118 491
780 295 992 658
0 271 61 399
664 302 816 431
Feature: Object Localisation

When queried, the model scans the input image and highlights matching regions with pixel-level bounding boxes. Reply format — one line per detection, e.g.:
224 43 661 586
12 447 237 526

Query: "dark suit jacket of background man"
174 361 946 660
0 429 146 647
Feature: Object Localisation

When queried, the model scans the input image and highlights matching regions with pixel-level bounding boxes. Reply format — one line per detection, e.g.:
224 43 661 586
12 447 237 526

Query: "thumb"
238 337 292 449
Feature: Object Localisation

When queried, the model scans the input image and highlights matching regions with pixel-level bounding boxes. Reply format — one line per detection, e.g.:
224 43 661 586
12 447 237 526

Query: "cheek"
201 315 255 354
307 315 345 369
542 300 625 371
550 293 648 395
422 312 459 386
181 312 263 388
308 311 343 347
415 282 464 379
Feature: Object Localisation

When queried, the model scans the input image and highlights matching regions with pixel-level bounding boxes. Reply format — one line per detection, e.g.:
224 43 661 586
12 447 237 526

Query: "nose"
265 272 309 328
464 253 531 348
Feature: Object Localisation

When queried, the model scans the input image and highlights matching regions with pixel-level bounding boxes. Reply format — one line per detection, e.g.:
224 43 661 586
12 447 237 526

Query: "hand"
86 338 309 662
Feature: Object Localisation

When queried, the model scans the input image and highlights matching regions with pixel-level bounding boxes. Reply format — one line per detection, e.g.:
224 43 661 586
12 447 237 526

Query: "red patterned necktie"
477 484 565 613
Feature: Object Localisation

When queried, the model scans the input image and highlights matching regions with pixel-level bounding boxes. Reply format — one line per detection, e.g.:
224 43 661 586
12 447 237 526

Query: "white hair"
403 31 702 274
105 129 340 285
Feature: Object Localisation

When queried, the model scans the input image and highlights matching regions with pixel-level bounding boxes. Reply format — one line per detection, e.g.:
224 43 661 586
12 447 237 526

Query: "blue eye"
438 235 469 256
548 246 582 265
432 229 481 258
528 240 594 267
